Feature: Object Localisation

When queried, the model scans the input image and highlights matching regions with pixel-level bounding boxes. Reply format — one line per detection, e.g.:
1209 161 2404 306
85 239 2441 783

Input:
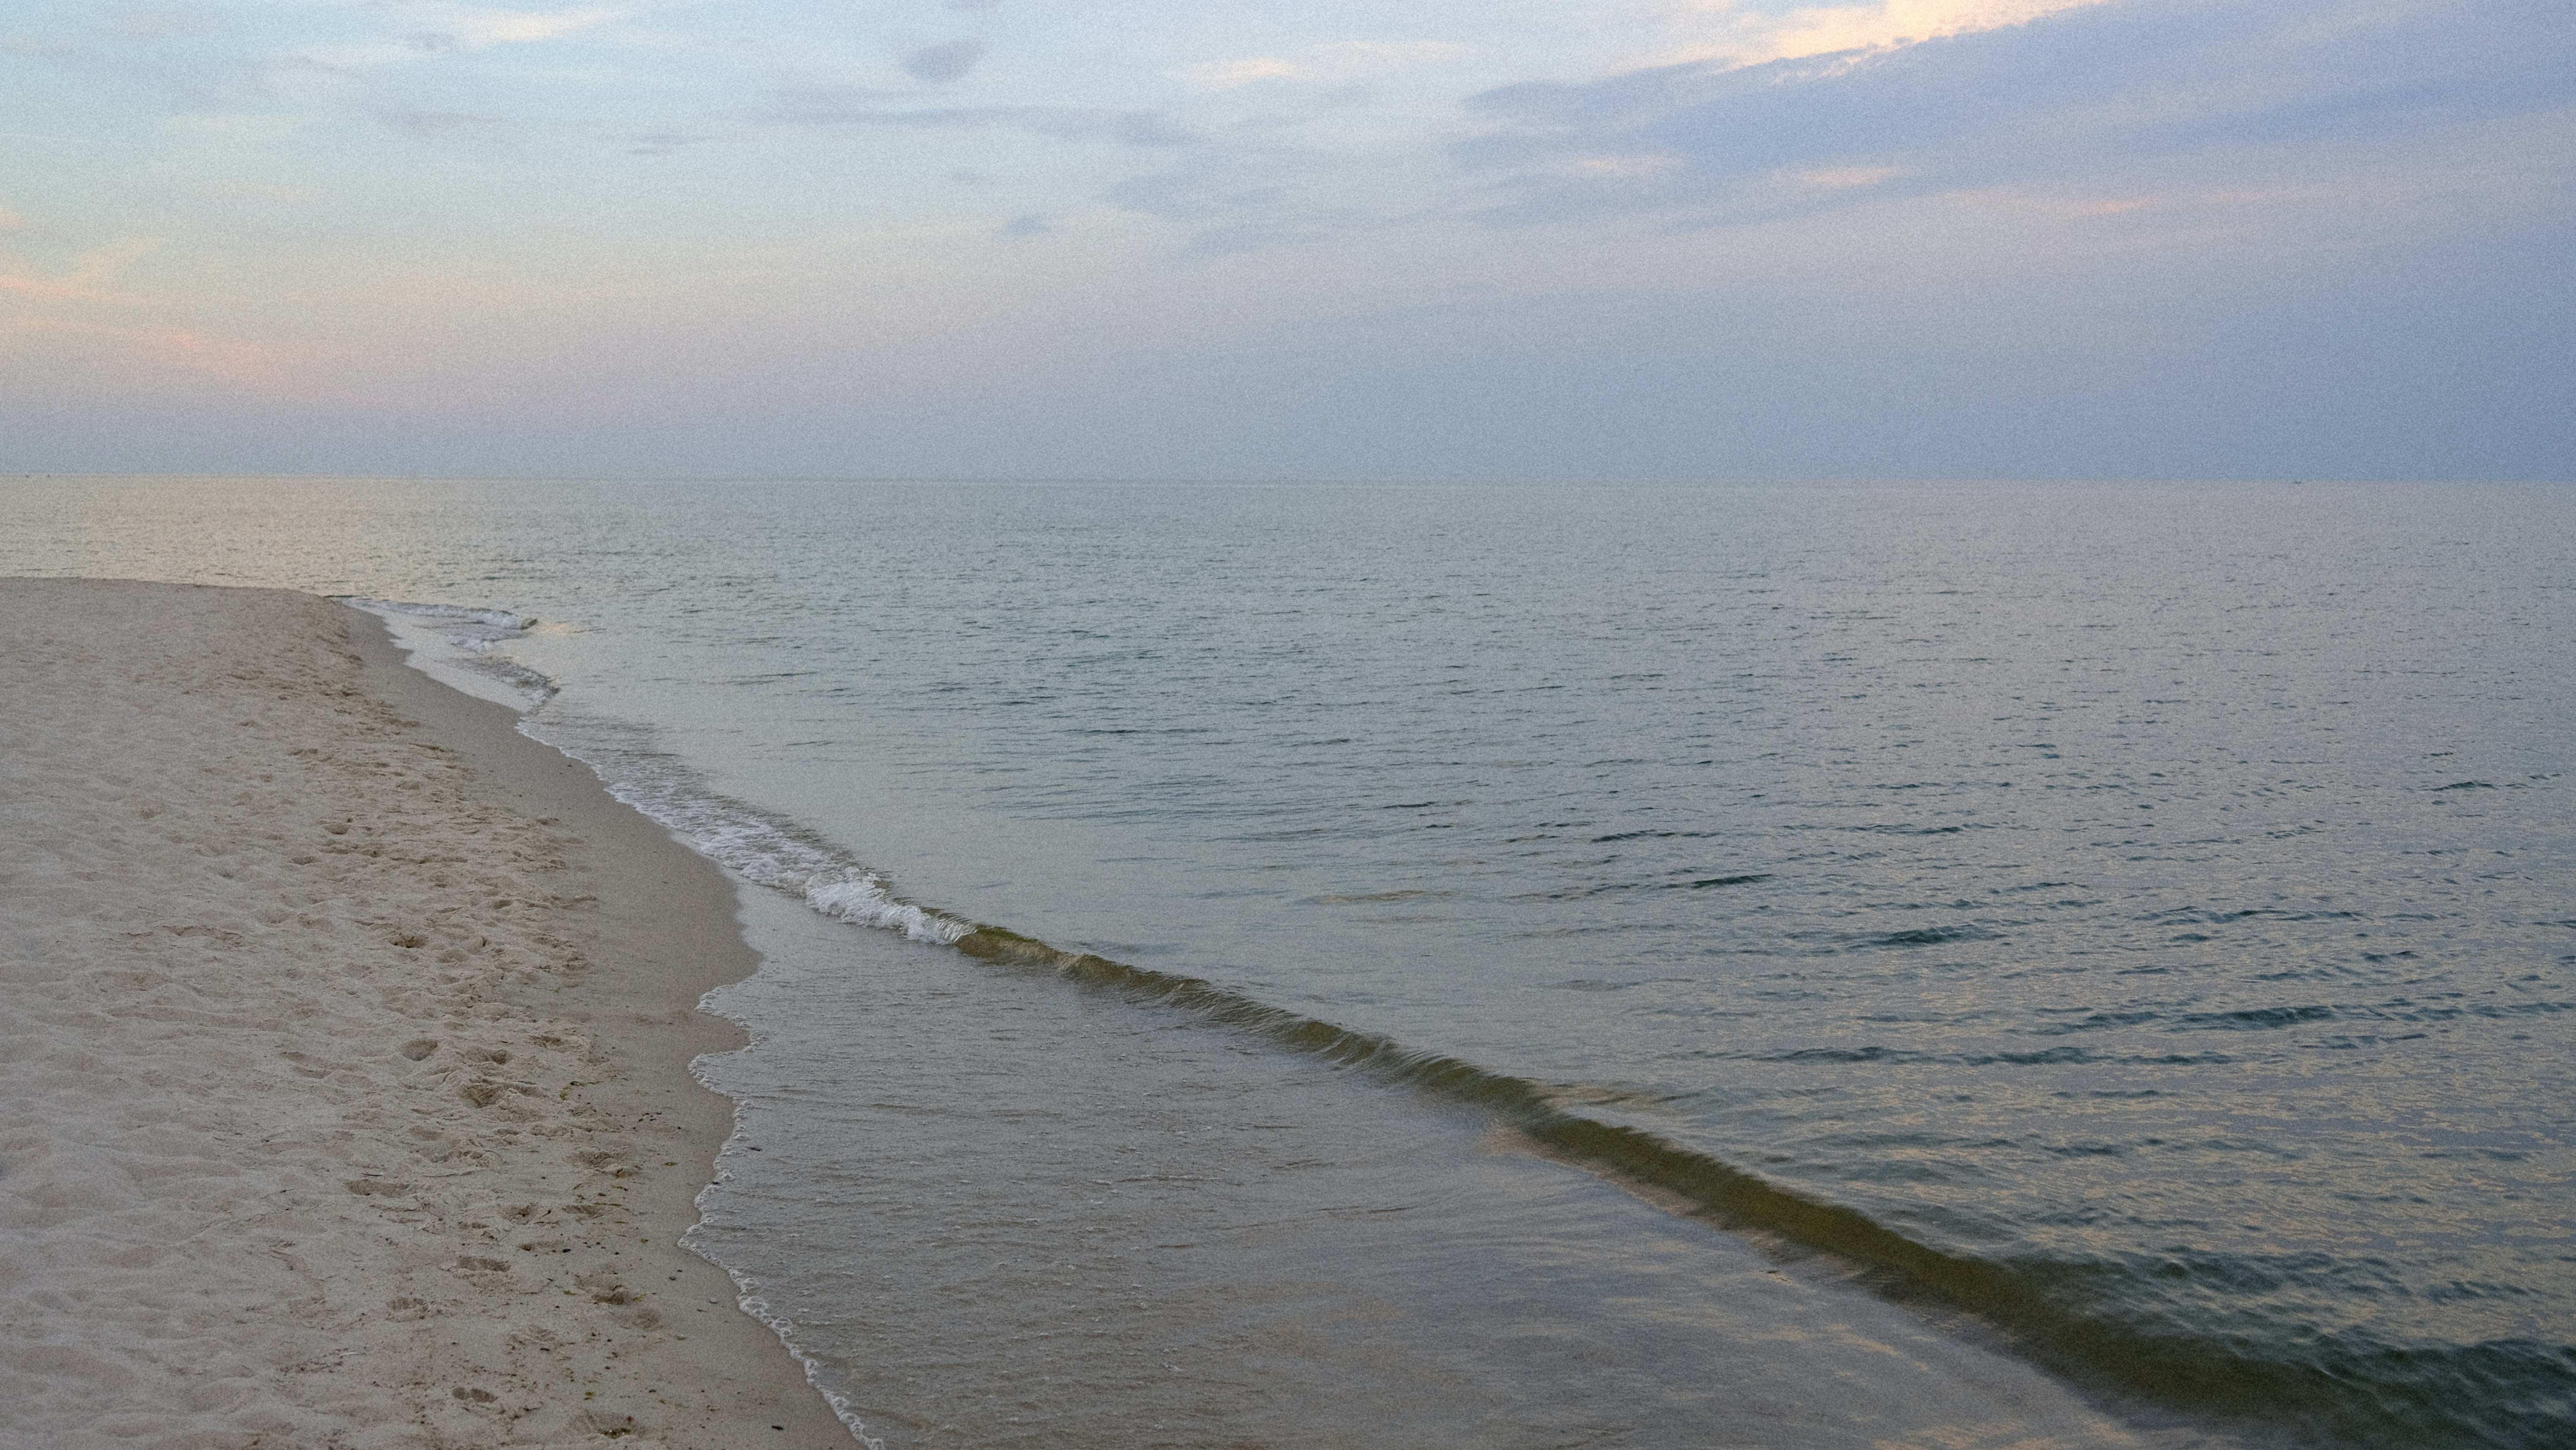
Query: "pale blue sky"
4 0 2569 479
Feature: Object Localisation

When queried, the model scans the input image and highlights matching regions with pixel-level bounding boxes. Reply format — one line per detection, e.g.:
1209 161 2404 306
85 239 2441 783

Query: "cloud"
203 182 322 201
1170 40 1472 91
294 2 633 72
999 213 1049 236
0 231 301 391
0 241 162 307
1456 0 2576 225
777 91 1197 147
1099 147 1368 257
903 38 987 83
403 3 635 51
378 109 511 141
626 131 714 155
111 9 224 42
1666 0 2110 69
7 315 303 390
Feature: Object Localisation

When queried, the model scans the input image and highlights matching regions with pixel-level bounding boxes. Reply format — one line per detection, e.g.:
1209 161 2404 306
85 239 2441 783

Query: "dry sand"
0 579 852 1448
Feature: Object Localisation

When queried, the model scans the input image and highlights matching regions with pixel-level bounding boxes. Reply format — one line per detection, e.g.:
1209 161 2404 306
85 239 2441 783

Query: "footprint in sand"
460 1079 540 1110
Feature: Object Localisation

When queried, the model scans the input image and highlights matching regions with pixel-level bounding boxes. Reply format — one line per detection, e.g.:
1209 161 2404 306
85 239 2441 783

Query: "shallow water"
694 889 2174 1449
6 475 2570 1447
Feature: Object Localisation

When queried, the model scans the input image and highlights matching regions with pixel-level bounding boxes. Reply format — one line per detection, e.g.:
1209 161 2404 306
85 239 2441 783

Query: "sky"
2 0 2570 481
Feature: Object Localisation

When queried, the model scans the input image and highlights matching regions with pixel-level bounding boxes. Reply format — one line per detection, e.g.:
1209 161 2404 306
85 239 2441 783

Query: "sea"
5 475 2570 1450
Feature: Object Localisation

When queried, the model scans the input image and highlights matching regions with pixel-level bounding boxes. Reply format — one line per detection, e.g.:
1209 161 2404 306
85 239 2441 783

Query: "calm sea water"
7 476 2571 1448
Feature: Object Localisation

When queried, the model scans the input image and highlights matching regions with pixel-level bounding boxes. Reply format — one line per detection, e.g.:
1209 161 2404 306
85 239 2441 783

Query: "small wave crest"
501 690 2574 1446
514 709 968 946
356 597 961 945
938 923 2574 1449
346 598 533 631
683 1203 887 1450
346 597 559 705
369 597 2572 1450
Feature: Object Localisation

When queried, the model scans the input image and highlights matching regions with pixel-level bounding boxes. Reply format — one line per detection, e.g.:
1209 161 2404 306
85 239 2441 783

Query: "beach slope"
0 579 848 1448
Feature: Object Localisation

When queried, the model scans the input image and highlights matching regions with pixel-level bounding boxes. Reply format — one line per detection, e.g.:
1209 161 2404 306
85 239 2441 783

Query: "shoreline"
0 579 847 1447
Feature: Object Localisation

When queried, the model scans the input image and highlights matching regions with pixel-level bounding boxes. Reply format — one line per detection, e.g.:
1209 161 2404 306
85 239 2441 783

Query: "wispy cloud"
111 9 226 43
0 223 305 391
377 108 513 141
294 2 639 73
8 314 305 390
1170 40 1472 91
1099 141 1389 258
1661 0 2110 68
201 181 322 201
625 130 714 155
394 2 637 53
902 39 988 84
1456 0 2576 225
0 240 163 307
777 91 1198 147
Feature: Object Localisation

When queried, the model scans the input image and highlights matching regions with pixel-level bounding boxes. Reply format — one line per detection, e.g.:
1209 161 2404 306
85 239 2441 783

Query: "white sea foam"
519 707 971 946
345 598 533 630
689 1148 888 1450
355 597 968 948
344 597 558 707
805 876 964 941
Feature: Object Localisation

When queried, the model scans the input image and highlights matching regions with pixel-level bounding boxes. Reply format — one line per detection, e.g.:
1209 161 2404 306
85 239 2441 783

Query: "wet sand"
0 578 850 1448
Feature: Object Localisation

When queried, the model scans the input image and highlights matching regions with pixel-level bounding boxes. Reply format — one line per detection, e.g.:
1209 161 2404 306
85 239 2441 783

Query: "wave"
345 598 967 943
363 598 2574 1450
513 708 969 947
345 597 559 704
698 1249 887 1450
345 598 534 631
940 924 2574 1450
540 708 2569 1448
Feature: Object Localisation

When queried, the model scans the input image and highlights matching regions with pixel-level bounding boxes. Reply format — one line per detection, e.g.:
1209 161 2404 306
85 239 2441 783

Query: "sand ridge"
0 579 850 1448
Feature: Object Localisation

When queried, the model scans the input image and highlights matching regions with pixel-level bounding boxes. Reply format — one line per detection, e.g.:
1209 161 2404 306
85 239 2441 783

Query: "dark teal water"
7 476 2571 1448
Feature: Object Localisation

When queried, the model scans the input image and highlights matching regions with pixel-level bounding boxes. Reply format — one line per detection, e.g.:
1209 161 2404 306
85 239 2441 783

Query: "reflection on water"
5 475 2571 1447
691 893 2205 1450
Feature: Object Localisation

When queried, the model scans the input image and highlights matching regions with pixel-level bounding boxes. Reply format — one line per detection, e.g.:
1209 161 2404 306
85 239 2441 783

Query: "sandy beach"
0 579 849 1448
